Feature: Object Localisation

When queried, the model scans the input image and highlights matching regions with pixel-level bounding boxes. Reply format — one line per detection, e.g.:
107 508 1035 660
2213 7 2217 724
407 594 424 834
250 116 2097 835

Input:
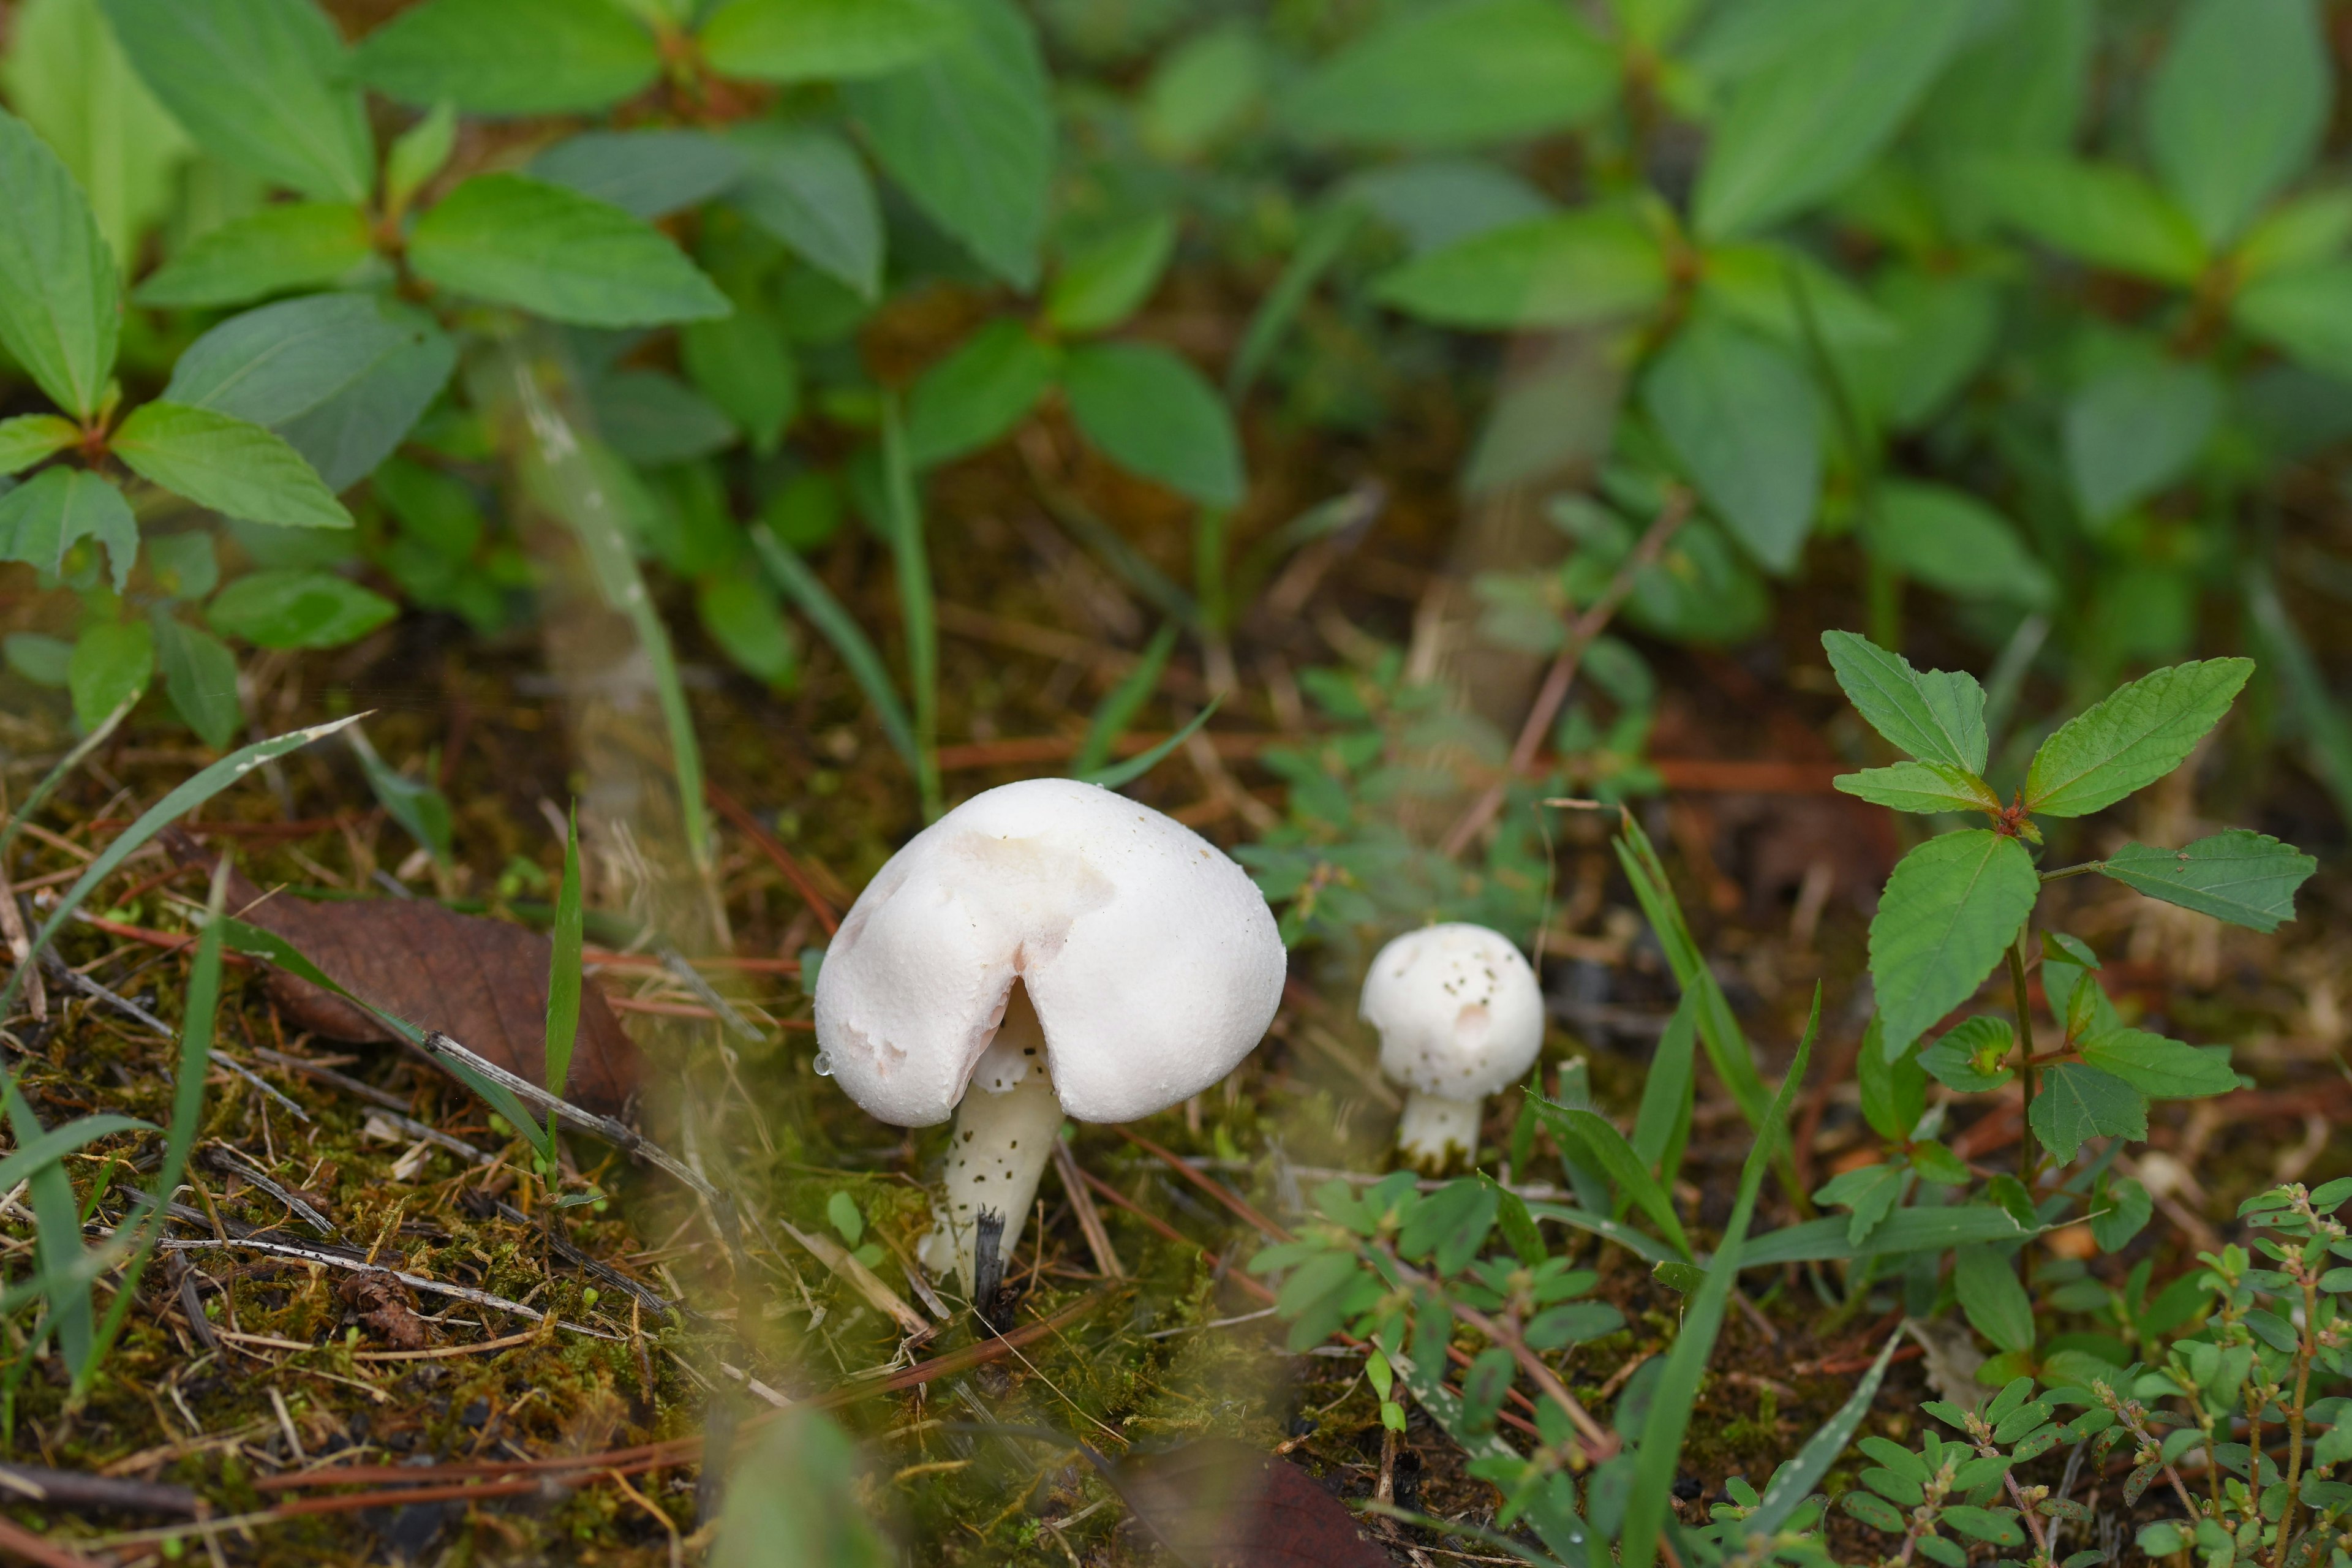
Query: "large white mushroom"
813 778 1286 1292
1360 922 1545 1172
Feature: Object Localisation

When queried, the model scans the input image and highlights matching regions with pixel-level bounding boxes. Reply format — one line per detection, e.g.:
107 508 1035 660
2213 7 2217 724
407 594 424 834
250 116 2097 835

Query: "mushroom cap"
813 778 1286 1126
1359 923 1544 1099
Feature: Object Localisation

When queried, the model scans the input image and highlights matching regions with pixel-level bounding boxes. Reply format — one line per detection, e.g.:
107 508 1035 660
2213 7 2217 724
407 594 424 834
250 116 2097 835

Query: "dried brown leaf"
1114 1439 1392 1568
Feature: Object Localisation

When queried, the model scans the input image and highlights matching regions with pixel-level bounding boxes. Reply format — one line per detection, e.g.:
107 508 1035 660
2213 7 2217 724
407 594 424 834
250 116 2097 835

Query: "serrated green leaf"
1835 761 2000 816
1864 479 2054 609
0 414 79 476
1920 1016 2015 1093
0 106 118 418
533 129 743 221
114 401 352 529
1820 630 1989 772
2077 1028 2238 1099
844 0 1049 291
2023 658 2252 818
2146 0 2328 248
1061 341 1243 507
1284 0 1615 151
2234 262 2352 380
1814 1161 1906 1245
905 318 1055 468
699 0 961 83
1858 1017 1925 1140
2097 830 2315 932
1373 208 1667 329
355 0 658 115
1869 829 2040 1055
1046 212 1177 334
683 301 797 456
409 174 731 327
2029 1062 2147 1162
207 568 396 649
2064 358 2220 527
150 611 241 750
1968 155 2206 284
1644 315 1820 574
0 466 137 589
5 0 194 263
132 202 375 309
101 0 373 204
725 124 882 299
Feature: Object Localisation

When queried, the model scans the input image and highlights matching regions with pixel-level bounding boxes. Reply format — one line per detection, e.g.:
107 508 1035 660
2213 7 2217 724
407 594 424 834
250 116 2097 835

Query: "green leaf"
384 103 456 217
1692 0 1975 240
1074 621 1176 777
1629 991 1697 1180
0 107 118 418
2078 1028 2238 1100
355 0 658 115
709 1412 894 1568
150 611 241 750
163 292 456 490
1869 829 2040 1056
0 466 137 589
2064 359 2220 527
1531 1102 1694 1261
0 1115 156 1194
207 568 396 649
1620 993 1814 1568
4 0 194 263
1046 213 1177 335
543 803 584 1101
845 0 1050 291
1372 209 1667 330
1642 317 1820 574
1139 21 1264 160
1746 1329 1906 1536
146 531 218 601
4 631 74 687
1864 480 2054 609
409 174 731 327
1815 1162 1907 1246
348 726 452 864
1920 1016 2015 1093
2233 262 2352 382
114 401 353 529
1970 156 2206 285
100 0 372 204
1284 0 1615 151
747 526 919 775
1741 1203 2027 1267
904 318 1055 467
589 371 735 466
131 202 375 309
2145 0 2328 248
2097 830 2315 933
2029 1062 2147 1163
726 124 883 299
2023 658 2252 818
1822 635 1987 778
1061 341 1243 508
67 618 151 730
532 129 744 222
1953 1243 2034 1353
0 415 79 475
1858 1017 1925 1142
698 573 797 688
1835 761 2000 816
700 0 960 83
683 303 798 456
1072 698 1218 791
2235 189 2352 281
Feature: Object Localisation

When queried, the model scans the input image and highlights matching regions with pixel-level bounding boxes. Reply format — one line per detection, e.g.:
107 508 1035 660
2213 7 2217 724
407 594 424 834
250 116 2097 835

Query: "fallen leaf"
338 1269 428 1351
172 835 642 1117
1112 1439 1392 1568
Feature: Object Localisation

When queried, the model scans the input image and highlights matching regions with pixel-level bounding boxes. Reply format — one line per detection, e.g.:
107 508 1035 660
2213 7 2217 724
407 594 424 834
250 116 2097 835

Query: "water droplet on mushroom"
812 1050 834 1077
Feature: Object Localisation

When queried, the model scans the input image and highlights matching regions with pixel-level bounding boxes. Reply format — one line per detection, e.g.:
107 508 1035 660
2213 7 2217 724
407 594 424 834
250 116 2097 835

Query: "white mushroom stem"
916 988 1064 1291
1395 1090 1483 1174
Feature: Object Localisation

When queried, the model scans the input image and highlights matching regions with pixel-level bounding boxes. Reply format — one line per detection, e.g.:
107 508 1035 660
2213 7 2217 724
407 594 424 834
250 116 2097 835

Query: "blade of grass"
1742 1325 1904 1539
2245 567 2352 828
747 524 919 778
1529 1102 1693 1261
1074 623 1180 776
1075 699 1221 791
0 694 134 867
543 804 584 1145
347 726 452 867
1230 198 1366 399
3 1079 92 1373
1620 988 1818 1568
880 398 942 821
0 1117 154 1192
1630 990 1698 1185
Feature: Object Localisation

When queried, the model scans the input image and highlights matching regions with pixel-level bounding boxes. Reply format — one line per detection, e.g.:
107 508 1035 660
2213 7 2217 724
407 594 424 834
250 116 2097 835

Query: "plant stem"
2007 934 2038 1189
2271 1283 2316 1568
880 399 942 823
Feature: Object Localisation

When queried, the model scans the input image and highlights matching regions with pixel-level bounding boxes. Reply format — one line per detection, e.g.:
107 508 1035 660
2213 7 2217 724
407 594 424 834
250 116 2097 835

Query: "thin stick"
2007 937 2039 1187
0 859 45 1022
155 1236 620 1338
1050 1139 1125 1279
703 782 839 935
1439 489 1692 858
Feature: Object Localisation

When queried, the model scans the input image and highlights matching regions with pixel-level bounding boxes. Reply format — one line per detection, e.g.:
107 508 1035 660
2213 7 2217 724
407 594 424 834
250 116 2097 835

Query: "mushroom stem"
916 989 1064 1292
1395 1090 1483 1173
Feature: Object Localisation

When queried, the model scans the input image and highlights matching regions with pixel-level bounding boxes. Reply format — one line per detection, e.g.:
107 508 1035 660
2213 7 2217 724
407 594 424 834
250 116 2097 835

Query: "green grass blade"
1630 990 1698 1182
0 1116 154 1193
0 693 134 867
1076 699 1221 791
748 523 921 777
1741 1327 1904 1539
0 714 364 1018
543 804 584 1131
1620 988 1817 1568
1053 501 1197 628
347 726 453 866
4 1080 92 1373
1074 622 1180 776
880 398 941 821
1230 200 1365 399
1531 1102 1694 1261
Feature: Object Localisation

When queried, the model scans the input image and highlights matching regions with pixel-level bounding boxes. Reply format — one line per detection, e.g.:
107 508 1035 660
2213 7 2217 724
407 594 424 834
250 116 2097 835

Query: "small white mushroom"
1359 922 1544 1173
813 778 1286 1291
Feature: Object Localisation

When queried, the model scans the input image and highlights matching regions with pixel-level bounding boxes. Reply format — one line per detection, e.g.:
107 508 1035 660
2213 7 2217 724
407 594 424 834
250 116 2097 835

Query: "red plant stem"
703 782 839 936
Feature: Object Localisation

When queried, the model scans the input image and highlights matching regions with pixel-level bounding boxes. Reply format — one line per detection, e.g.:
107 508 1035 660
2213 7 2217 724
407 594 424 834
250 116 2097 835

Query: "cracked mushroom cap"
813 778 1287 1126
1359 924 1544 1099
